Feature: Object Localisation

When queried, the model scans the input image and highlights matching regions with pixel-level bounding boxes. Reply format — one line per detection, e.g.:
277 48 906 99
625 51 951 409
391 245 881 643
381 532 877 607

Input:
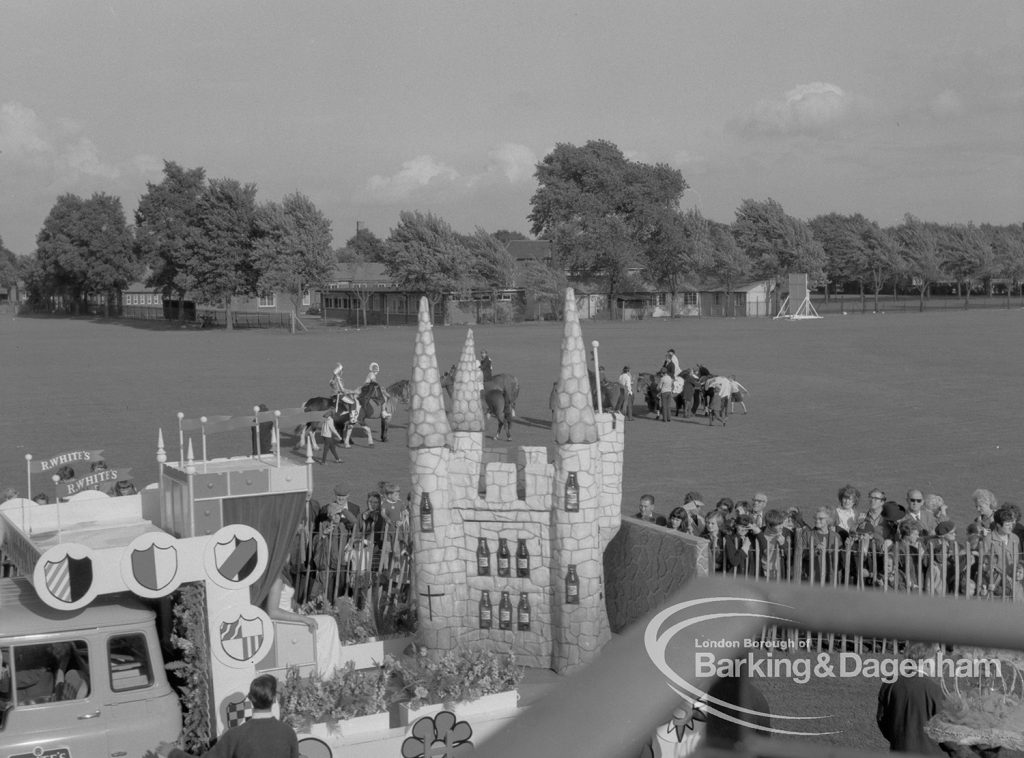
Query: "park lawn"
2 309 1024 755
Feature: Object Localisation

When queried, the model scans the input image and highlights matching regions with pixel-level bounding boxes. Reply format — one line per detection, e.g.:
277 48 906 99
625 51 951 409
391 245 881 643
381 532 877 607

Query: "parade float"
0 288 626 757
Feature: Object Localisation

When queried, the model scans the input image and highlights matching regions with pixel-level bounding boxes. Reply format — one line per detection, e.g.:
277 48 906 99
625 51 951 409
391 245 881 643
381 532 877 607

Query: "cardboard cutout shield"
219 615 265 662
44 554 93 603
131 543 178 592
213 537 259 583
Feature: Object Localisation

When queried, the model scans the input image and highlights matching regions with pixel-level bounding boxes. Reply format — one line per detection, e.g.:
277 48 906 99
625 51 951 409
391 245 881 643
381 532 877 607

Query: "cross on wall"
419 584 446 621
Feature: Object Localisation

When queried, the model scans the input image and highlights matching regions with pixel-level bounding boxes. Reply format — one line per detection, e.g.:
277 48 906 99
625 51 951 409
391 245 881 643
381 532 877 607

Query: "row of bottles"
479 590 531 631
477 565 580 630
421 472 580 535
476 537 531 578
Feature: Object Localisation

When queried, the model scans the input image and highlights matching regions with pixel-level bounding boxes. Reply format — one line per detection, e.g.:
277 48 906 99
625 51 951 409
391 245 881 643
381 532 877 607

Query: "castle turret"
408 297 455 650
448 329 485 503
551 288 614 674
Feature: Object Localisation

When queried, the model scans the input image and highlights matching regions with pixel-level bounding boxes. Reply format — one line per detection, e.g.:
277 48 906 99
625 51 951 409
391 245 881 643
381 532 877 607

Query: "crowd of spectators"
633 486 1024 600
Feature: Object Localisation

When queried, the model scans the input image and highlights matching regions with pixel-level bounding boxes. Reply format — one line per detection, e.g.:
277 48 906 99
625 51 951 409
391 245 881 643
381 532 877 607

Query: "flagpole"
252 406 261 458
274 410 282 467
200 416 209 463
177 412 185 467
25 453 32 501
53 474 62 543
592 340 602 414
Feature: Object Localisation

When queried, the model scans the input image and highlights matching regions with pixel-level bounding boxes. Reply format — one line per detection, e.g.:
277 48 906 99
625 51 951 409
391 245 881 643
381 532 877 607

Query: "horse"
636 372 659 414
296 395 358 451
587 369 625 414
353 379 412 444
441 365 520 417
483 388 512 440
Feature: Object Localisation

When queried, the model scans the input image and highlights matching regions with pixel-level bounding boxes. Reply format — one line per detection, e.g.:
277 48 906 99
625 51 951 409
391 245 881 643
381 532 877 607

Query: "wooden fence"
708 529 1021 653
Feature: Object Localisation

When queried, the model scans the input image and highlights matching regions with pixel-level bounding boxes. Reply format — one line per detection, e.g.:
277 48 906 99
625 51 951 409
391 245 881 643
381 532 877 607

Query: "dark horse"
587 368 625 414
300 379 411 446
441 365 520 417
483 388 513 440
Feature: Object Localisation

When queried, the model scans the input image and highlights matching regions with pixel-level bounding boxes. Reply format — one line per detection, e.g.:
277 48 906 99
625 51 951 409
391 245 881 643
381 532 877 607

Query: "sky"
1 1 1022 256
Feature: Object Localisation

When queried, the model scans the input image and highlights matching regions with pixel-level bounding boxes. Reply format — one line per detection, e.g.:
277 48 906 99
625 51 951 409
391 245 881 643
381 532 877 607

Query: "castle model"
406 288 623 674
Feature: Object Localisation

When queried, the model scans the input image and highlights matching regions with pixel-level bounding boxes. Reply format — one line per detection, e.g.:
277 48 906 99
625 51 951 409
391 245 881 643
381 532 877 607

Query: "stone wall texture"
603 519 709 633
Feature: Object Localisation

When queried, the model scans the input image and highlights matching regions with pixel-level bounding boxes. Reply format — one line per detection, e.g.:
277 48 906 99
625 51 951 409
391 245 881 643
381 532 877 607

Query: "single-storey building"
697 280 777 317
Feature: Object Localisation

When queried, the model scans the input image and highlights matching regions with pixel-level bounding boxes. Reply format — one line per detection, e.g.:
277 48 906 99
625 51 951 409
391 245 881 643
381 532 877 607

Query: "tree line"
4 144 1022 324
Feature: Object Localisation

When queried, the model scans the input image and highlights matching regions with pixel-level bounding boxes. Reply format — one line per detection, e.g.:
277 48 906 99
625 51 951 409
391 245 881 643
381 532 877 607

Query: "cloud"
731 82 858 137
485 142 536 184
365 155 460 202
0 100 157 182
364 143 537 201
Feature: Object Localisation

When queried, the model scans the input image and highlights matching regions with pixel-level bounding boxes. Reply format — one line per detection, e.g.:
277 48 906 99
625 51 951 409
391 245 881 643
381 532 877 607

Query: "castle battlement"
406 291 623 674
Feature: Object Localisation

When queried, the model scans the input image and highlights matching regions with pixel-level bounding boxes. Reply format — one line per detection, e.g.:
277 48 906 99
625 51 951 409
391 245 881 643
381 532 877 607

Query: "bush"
393 645 523 709
278 660 393 727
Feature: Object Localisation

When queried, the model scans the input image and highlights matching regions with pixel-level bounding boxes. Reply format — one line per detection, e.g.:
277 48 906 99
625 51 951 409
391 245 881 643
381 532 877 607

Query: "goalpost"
774 272 821 320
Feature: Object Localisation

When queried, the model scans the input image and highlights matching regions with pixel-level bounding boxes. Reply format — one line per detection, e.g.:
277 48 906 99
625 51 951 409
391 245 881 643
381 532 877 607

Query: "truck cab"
0 578 181 758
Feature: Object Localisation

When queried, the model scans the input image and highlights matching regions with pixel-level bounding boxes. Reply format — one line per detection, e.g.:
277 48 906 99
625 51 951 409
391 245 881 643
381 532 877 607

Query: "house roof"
506 240 553 262
700 280 774 294
327 262 392 286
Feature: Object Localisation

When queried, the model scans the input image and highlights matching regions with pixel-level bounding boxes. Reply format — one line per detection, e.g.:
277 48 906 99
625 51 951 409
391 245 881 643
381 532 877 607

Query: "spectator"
725 514 766 576
727 375 749 415
160 674 299 758
762 509 792 580
876 642 946 755
112 479 138 497
803 507 842 584
750 492 768 528
702 513 727 571
657 370 674 423
714 498 735 520
0 487 17 505
923 494 949 524
979 507 1021 591
1002 502 1024 547
636 494 668 526
972 489 998 535
833 485 860 542
378 482 409 528
880 501 907 544
680 497 706 535
318 409 344 465
32 492 49 505
859 490 888 543
893 520 928 592
902 489 937 536
618 366 634 420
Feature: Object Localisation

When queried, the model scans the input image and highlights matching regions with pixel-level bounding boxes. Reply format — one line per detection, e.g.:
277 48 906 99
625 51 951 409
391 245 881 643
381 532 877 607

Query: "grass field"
2 308 1023 752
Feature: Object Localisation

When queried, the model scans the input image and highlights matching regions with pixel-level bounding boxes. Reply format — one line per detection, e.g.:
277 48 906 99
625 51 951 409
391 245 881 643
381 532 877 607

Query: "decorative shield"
224 693 253 728
130 543 178 592
219 614 265 662
213 536 259 584
44 554 93 604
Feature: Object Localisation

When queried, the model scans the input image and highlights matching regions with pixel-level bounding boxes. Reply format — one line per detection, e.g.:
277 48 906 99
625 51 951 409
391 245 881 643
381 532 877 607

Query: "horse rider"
479 351 493 382
329 363 358 412
663 349 681 378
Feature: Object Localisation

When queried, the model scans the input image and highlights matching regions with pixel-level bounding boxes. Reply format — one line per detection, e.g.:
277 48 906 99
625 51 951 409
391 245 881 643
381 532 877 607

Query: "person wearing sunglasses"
902 489 937 536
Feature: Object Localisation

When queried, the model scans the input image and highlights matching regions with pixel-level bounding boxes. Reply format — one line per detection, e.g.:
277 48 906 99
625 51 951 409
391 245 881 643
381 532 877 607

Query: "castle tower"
408 296 455 650
550 288 613 674
447 329 486 504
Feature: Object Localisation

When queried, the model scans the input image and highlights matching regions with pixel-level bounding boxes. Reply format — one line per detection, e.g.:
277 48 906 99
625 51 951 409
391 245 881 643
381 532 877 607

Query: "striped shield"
213 537 259 584
44 555 93 604
219 615 265 662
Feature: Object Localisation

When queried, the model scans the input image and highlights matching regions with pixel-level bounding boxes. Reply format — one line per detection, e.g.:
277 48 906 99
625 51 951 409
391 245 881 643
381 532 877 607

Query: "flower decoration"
401 711 474 758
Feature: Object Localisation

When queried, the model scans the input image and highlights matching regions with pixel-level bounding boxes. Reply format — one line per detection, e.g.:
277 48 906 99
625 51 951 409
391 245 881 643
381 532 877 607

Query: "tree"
190 178 259 329
809 213 899 311
985 223 1024 304
135 161 207 321
462 228 515 289
253 192 334 331
514 259 568 319
732 198 825 285
0 235 18 295
384 211 475 305
939 222 993 306
893 215 945 311
529 140 687 317
643 209 713 317
704 221 752 315
343 227 388 262
34 192 137 315
492 229 527 245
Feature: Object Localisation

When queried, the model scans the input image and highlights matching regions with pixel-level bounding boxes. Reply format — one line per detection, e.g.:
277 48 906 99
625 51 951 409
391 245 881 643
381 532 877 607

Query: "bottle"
566 565 580 604
565 472 580 512
517 592 531 631
498 590 512 630
479 591 492 629
477 537 491 576
497 538 511 577
515 538 530 578
419 492 434 532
